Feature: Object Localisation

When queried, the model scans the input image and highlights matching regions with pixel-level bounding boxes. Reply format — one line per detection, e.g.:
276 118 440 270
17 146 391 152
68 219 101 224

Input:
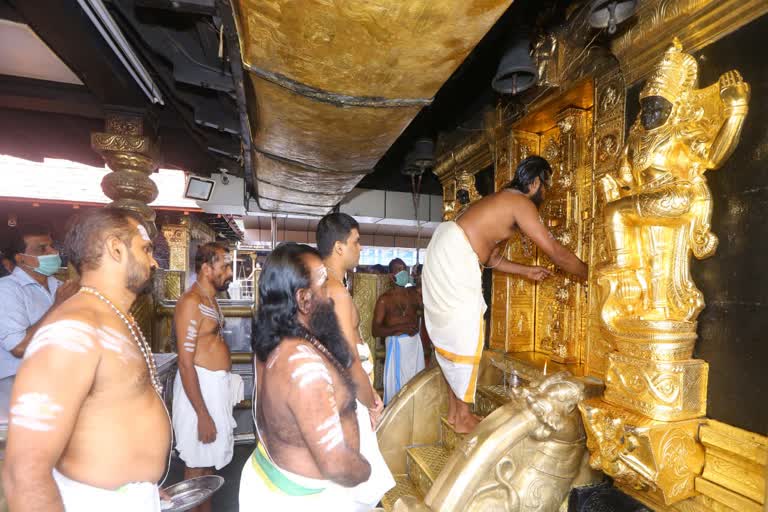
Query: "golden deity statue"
580 38 750 505
597 37 750 361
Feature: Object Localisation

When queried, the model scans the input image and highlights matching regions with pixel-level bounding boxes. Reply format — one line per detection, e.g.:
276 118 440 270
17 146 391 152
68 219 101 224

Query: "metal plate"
160 475 224 512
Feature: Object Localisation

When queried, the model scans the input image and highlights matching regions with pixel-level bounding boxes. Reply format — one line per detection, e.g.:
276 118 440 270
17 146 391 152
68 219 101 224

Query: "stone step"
474 384 511 417
406 445 450 498
440 416 466 453
381 473 422 511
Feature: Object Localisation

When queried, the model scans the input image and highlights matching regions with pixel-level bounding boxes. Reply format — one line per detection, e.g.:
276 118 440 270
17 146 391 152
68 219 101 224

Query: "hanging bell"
588 0 638 35
492 39 537 95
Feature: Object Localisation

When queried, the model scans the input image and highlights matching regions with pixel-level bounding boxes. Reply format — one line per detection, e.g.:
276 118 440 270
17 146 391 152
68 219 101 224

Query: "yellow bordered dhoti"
422 221 487 403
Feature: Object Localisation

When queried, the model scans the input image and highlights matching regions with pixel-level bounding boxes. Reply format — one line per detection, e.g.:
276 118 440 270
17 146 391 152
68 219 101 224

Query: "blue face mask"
394 270 412 288
24 253 62 277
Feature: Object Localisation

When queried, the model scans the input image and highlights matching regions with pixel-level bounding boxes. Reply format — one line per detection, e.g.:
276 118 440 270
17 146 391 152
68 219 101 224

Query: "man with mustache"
172 242 241 512
3 208 171 511
240 243 386 510
423 156 588 434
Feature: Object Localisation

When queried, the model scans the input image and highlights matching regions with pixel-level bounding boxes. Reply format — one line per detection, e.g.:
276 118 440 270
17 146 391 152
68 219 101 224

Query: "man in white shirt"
0 225 78 416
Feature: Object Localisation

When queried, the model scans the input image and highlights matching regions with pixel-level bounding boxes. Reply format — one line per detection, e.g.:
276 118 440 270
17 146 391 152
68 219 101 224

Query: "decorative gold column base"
579 398 705 506
604 352 708 421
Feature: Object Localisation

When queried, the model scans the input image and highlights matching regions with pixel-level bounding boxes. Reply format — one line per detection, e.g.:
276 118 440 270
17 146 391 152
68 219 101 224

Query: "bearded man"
240 243 392 511
172 242 242 512
3 208 171 511
423 156 588 433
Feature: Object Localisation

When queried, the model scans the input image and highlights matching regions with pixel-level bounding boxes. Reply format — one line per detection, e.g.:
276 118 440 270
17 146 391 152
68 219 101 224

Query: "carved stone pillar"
91 110 160 234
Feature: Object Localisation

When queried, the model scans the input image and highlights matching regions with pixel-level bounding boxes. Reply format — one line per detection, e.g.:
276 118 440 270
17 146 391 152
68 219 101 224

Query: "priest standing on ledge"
422 156 588 434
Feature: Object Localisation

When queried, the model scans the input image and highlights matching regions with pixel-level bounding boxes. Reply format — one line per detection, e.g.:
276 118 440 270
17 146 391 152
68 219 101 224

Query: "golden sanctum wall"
425 3 768 510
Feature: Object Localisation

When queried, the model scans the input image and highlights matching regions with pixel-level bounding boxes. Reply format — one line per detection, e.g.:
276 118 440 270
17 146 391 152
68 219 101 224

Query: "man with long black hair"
240 243 391 510
423 156 588 434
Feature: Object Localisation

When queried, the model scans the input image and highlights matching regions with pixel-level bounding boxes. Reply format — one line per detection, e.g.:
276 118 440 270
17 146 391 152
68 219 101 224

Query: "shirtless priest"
3 208 171 511
241 243 386 510
423 156 588 434
172 242 241 512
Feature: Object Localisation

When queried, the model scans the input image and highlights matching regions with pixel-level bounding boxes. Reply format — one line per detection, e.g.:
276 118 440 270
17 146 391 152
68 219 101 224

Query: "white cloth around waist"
53 468 160 512
422 221 486 357
383 333 425 405
172 365 241 470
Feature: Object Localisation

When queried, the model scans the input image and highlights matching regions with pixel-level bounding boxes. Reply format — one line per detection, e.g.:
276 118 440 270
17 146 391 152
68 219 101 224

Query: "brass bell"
492 39 537 95
588 0 638 34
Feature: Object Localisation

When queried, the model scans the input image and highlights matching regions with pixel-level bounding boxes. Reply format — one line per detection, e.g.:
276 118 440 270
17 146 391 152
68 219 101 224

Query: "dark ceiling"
0 0 574 199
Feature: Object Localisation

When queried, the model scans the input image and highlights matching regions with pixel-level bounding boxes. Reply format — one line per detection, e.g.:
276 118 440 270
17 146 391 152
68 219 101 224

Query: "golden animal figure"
596 37 750 362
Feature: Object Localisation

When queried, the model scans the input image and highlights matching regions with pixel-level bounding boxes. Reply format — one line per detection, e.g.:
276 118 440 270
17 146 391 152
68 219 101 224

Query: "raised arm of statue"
707 70 750 169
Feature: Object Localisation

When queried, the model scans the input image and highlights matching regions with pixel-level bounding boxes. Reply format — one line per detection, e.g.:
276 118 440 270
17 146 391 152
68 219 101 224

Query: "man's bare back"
10 293 171 488
257 338 367 486
326 277 377 408
176 287 230 372
457 189 587 280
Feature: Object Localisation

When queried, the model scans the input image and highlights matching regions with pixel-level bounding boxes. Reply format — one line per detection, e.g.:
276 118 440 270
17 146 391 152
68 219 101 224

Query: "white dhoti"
240 401 393 511
383 333 425 405
53 468 160 511
172 366 243 470
423 221 487 403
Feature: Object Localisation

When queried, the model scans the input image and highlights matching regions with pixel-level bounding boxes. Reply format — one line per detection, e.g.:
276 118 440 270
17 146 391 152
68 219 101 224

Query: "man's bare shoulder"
177 289 203 308
267 338 336 381
25 295 106 360
326 278 350 296
45 294 101 327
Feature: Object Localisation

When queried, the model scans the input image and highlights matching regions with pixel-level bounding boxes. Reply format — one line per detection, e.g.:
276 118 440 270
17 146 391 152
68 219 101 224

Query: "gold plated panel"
532 108 592 363
700 420 767 505
249 76 420 172
234 0 514 100
488 273 508 351
585 68 626 378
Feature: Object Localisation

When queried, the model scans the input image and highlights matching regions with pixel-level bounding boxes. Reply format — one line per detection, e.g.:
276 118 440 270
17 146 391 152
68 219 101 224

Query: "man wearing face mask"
372 258 425 405
423 156 588 434
0 225 79 416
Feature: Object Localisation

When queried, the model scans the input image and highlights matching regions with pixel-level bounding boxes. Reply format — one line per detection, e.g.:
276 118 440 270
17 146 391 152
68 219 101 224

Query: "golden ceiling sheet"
233 0 515 214
253 150 367 193
249 76 420 172
233 0 513 100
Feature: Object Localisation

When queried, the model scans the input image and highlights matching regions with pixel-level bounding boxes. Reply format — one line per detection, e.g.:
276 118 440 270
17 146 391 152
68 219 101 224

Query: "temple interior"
0 0 766 511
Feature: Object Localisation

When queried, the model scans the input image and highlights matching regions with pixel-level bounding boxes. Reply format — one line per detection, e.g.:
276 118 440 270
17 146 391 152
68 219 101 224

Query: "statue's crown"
640 37 698 102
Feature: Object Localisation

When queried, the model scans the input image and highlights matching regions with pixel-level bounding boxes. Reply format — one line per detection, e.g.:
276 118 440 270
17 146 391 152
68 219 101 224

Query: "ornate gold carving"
161 224 190 273
610 0 768 85
579 398 705 505
594 39 749 416
603 353 708 421
91 112 160 231
585 68 625 378
106 115 143 136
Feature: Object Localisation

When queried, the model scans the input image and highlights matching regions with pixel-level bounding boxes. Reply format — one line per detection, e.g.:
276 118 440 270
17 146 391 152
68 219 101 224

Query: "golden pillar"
91 110 160 234
92 110 161 349
579 38 750 506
